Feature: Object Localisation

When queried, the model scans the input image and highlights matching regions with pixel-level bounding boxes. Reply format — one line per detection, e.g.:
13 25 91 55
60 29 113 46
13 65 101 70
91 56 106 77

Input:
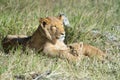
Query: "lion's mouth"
56 35 65 41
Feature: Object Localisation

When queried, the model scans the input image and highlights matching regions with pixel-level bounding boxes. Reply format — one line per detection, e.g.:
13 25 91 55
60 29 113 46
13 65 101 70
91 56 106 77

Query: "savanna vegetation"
0 0 120 80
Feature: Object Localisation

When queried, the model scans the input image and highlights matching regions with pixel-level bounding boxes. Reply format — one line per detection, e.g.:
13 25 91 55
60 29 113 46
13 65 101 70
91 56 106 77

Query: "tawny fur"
68 42 106 60
1 16 79 62
43 40 79 62
2 16 65 53
27 16 65 51
2 15 105 62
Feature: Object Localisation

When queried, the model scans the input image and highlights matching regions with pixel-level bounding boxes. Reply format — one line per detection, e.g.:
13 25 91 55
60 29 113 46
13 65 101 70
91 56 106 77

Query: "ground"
0 0 120 80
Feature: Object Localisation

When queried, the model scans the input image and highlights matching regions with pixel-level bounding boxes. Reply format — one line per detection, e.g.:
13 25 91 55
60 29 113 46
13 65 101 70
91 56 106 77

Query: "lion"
68 42 106 60
2 15 65 53
2 15 79 62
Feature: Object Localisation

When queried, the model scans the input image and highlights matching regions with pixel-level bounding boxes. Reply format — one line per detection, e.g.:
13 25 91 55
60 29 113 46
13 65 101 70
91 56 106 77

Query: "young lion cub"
68 42 106 60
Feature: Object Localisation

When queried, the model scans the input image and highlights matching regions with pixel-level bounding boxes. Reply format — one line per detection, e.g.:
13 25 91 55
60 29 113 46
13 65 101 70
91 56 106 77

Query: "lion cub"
68 42 106 60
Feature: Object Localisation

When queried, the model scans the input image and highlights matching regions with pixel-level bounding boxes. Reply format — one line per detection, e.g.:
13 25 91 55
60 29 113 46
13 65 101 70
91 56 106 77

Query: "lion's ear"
39 18 50 25
40 18 51 29
39 18 47 30
58 14 64 21
39 18 46 26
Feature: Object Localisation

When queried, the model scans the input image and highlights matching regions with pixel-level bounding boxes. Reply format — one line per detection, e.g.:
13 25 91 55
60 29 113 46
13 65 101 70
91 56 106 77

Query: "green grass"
0 0 120 80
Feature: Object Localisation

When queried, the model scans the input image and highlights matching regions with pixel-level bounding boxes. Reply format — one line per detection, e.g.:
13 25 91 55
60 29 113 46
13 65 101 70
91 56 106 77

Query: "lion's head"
68 42 83 56
38 16 65 44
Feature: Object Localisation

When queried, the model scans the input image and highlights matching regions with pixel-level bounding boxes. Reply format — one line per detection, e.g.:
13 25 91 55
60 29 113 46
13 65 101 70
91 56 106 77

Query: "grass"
0 0 120 80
